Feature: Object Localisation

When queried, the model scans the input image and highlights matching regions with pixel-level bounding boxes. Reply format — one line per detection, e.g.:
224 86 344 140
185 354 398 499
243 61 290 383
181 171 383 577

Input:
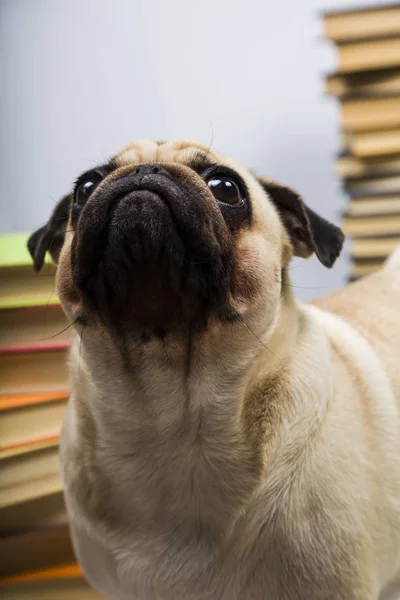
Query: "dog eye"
207 177 242 205
75 172 104 205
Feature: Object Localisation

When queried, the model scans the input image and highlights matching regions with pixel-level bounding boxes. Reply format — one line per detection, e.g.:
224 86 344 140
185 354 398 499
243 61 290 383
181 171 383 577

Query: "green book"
0 233 59 309
0 233 51 268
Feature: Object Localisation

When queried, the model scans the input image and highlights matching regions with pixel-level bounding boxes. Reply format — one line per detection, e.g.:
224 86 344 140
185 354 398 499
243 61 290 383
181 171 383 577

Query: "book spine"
0 342 70 356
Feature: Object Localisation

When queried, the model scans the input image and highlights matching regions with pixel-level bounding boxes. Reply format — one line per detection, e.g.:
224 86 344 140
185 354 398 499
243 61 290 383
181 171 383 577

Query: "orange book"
0 391 68 411
0 435 59 460
0 563 82 585
0 565 103 600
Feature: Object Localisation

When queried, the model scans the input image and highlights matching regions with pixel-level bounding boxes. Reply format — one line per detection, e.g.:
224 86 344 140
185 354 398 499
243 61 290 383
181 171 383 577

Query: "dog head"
28 140 343 340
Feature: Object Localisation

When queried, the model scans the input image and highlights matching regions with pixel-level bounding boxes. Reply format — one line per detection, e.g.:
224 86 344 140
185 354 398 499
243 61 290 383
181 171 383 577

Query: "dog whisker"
277 280 328 290
237 317 277 360
33 215 69 230
79 322 85 377
162 337 170 363
206 121 214 155
39 317 81 341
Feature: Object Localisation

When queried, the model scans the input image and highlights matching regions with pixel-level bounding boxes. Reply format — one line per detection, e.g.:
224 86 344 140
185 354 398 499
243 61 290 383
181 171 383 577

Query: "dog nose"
132 165 169 176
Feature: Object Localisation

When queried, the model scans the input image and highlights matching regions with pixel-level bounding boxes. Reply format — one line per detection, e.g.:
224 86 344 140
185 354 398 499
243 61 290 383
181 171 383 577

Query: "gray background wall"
0 0 383 300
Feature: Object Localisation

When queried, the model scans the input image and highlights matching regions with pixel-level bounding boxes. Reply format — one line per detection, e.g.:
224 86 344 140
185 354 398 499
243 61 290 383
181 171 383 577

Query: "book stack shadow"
323 3 400 280
0 234 102 598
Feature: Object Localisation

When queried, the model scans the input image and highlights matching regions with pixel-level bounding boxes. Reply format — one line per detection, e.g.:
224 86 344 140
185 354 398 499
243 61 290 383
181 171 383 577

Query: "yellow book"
323 5 400 42
345 197 400 217
334 153 400 179
0 442 62 508
0 395 67 453
351 261 384 278
351 237 400 259
342 214 400 237
337 37 400 74
347 129 400 157
341 96 400 132
326 69 400 99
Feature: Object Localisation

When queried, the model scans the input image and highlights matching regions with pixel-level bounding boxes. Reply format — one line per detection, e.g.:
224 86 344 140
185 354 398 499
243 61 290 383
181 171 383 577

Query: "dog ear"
28 194 72 271
259 179 344 268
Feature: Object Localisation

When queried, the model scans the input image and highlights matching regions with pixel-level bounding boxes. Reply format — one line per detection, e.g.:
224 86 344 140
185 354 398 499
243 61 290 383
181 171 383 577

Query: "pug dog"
28 140 400 600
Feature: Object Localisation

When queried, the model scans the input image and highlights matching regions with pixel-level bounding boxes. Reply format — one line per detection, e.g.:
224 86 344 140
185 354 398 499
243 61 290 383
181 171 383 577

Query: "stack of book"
323 3 400 280
0 234 102 598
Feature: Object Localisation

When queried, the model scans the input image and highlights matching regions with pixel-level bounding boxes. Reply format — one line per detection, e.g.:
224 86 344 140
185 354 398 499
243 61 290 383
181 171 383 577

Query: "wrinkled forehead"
112 139 278 238
114 139 225 170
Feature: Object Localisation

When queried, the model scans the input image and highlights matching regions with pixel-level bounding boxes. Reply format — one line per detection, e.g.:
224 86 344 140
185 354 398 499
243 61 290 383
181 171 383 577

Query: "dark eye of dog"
207 177 242 205
75 172 104 205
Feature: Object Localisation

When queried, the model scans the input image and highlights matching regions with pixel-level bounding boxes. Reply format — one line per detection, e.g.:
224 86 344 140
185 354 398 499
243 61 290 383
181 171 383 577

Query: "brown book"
347 129 400 157
0 442 62 508
0 305 70 353
0 349 69 396
341 96 400 132
0 524 74 577
351 236 400 258
336 37 400 73
326 68 400 98
0 578 102 600
334 152 400 179
323 5 400 42
0 492 67 535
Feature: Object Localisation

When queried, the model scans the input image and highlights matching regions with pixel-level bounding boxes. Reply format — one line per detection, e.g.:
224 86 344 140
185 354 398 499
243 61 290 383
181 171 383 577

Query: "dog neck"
67 287 332 547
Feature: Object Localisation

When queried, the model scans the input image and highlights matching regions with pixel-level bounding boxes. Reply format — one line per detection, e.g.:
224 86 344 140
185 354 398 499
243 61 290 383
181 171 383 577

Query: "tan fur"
56 140 400 599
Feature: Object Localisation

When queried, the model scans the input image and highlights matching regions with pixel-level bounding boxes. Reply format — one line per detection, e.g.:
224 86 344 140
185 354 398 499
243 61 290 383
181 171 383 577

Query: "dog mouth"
69 168 234 335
